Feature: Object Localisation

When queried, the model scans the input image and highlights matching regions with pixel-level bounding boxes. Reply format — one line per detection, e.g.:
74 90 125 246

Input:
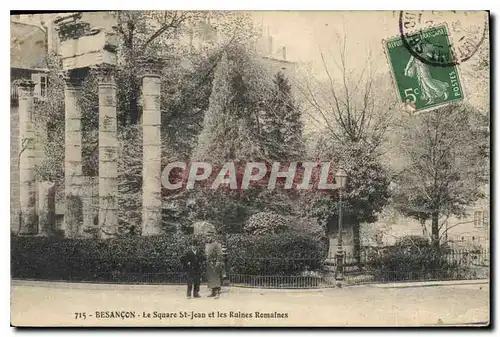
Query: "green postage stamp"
384 25 464 112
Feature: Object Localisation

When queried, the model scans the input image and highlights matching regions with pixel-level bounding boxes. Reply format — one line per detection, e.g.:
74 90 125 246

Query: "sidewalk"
11 279 489 327
366 279 489 288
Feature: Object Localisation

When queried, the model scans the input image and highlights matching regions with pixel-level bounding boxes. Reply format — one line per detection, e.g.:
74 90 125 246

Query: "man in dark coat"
181 242 204 299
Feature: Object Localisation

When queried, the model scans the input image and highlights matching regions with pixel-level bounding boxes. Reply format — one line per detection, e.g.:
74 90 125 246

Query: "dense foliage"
393 104 488 247
365 235 471 281
11 232 326 281
244 211 288 235
226 232 327 276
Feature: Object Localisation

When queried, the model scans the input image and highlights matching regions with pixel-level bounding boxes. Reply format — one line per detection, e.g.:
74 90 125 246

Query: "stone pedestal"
81 176 98 238
17 80 37 235
97 66 118 239
38 181 56 236
140 58 163 236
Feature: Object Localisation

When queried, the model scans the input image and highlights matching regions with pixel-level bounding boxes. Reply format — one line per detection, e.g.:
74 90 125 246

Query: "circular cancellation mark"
398 11 488 68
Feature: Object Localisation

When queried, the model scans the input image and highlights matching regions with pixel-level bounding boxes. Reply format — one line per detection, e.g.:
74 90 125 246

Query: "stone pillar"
97 66 118 239
38 181 56 236
63 73 84 238
81 176 98 238
17 80 37 235
140 58 163 236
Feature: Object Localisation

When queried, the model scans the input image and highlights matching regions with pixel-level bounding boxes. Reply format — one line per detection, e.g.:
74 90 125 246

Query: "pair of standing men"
181 238 224 299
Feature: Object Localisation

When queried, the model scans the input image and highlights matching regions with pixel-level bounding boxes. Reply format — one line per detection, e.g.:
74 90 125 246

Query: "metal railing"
12 248 490 289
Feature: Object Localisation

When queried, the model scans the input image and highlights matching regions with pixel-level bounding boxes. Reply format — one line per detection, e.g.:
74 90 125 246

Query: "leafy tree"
301 140 391 264
189 50 259 232
296 31 395 264
393 104 488 248
112 10 258 126
259 71 305 160
189 45 310 233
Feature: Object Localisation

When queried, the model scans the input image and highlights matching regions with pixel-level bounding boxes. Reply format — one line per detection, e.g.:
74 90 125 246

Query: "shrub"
243 211 288 235
366 235 470 281
395 235 430 248
11 234 202 282
11 231 327 282
226 231 327 276
287 216 326 241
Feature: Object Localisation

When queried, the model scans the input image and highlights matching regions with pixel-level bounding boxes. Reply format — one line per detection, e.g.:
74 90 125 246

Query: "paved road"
11 280 489 327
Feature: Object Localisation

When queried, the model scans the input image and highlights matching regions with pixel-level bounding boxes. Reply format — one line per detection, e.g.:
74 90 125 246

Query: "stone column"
38 181 56 236
97 66 118 239
140 58 163 236
17 80 37 235
80 176 98 238
63 72 84 238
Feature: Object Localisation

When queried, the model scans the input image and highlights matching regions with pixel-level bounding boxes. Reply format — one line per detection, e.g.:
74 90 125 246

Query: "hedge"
11 232 327 282
226 232 327 276
365 235 472 281
11 234 194 282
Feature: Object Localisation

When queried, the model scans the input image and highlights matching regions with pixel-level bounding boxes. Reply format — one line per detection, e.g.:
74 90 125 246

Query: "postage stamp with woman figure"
384 25 464 113
384 11 488 113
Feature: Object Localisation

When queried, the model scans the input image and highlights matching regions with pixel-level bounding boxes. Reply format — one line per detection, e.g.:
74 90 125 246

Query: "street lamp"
335 167 348 288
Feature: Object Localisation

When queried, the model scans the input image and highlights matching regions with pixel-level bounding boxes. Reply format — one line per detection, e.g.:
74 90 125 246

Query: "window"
31 73 48 100
11 84 19 105
474 211 481 228
40 75 48 97
474 210 489 228
482 211 489 228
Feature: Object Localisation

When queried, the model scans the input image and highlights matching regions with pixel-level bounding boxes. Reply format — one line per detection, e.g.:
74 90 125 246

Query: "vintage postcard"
10 10 490 327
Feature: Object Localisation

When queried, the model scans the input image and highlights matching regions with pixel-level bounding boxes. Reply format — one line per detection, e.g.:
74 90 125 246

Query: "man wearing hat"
181 239 205 299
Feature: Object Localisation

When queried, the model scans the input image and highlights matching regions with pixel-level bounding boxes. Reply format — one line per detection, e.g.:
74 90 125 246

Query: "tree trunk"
431 212 440 249
123 41 140 125
128 77 140 125
352 217 361 269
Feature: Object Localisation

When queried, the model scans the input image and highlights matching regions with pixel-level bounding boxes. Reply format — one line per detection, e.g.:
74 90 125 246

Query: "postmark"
399 11 488 67
384 25 464 113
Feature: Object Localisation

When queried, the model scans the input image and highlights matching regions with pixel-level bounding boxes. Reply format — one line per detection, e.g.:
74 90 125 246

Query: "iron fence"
344 267 489 286
340 248 490 268
12 248 489 289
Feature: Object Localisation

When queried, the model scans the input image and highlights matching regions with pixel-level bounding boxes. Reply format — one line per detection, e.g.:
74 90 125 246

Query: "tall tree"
189 45 309 233
296 31 394 262
113 11 191 125
393 104 488 248
192 52 241 163
301 140 390 264
297 32 396 152
259 71 305 160
113 11 259 126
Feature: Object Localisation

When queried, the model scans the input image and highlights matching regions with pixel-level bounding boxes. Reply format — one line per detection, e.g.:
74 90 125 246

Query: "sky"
253 11 399 73
251 11 489 112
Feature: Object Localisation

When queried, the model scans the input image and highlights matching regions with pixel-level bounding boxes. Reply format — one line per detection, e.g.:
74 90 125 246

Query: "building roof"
11 21 48 70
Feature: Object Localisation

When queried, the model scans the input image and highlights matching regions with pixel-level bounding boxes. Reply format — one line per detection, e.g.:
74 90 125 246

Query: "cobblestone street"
11 280 489 327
